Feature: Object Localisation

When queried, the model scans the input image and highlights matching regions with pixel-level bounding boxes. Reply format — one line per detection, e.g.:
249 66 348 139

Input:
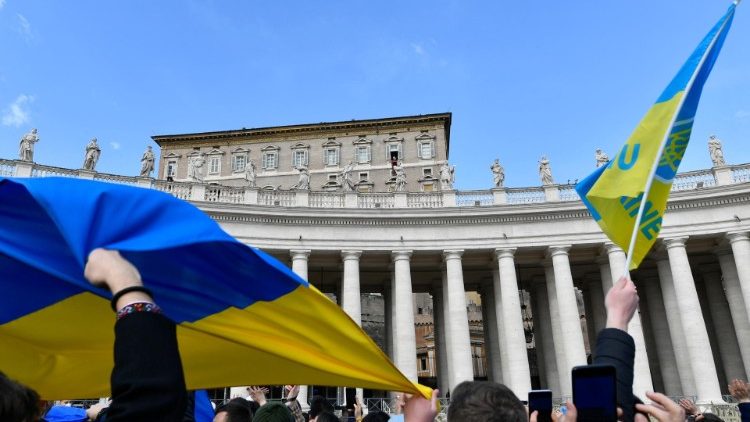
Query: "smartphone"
528 390 552 422
572 364 617 422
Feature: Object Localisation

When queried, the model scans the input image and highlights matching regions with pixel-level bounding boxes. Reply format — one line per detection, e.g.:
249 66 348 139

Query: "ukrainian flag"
0 177 431 400
576 2 737 270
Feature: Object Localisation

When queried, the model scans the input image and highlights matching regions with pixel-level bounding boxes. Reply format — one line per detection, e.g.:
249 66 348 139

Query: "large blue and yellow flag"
576 2 737 270
0 177 431 400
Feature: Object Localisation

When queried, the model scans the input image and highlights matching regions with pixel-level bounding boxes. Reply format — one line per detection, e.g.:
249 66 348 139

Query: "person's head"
0 372 41 422
362 410 390 422
313 411 338 422
447 381 526 422
214 398 255 422
252 403 293 422
308 396 334 420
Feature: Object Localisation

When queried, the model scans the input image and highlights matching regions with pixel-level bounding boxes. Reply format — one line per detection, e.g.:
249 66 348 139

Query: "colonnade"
286 231 750 404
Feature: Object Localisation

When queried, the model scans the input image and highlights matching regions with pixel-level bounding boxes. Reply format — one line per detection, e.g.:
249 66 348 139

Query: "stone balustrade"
2 158 749 209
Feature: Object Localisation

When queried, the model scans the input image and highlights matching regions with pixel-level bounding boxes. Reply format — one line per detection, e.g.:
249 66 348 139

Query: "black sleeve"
593 328 639 422
106 312 187 422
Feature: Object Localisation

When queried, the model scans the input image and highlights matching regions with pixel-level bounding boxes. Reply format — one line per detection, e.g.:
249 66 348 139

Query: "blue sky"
1 0 748 189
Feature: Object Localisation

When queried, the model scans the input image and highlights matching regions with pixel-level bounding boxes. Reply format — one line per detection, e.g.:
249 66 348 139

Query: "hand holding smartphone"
572 364 617 422
528 389 552 422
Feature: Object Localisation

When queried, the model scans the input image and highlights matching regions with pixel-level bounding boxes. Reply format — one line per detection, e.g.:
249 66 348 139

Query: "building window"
419 141 434 159
356 146 371 164
262 151 278 169
232 154 246 172
328 174 338 183
423 168 433 178
324 148 339 166
420 357 427 371
293 150 308 168
358 172 369 182
209 157 220 174
166 161 177 178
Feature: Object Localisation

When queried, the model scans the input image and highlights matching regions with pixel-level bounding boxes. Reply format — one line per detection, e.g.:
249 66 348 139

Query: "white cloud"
0 0 6 11
411 43 426 56
736 110 750 120
110 141 121 150
16 14 32 40
2 94 34 127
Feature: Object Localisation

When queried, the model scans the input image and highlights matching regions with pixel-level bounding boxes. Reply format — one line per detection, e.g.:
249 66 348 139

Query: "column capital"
391 250 413 261
443 249 464 261
726 231 750 244
494 247 517 260
341 250 363 260
547 245 571 258
602 242 624 255
662 236 688 249
290 249 311 260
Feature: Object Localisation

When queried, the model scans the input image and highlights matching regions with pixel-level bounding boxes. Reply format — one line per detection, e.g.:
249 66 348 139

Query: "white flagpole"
622 6 735 275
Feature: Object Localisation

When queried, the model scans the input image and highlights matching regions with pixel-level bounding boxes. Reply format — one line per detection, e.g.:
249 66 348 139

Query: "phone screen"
528 390 552 422
572 365 617 422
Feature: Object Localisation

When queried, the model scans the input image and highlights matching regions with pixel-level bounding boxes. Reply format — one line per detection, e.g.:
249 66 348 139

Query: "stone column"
391 251 418 381
656 257 696 396
290 249 311 409
717 250 750 380
441 270 455 391
443 250 474 389
641 276 682 396
492 268 509 383
341 251 363 326
495 248 531 401
586 277 607 339
532 278 560 393
383 286 393 361
604 244 654 398
529 287 547 388
549 246 587 387
432 284 451 394
581 285 597 355
481 283 503 384
727 232 750 325
701 269 747 382
663 237 723 402
545 263 570 397
341 250 364 401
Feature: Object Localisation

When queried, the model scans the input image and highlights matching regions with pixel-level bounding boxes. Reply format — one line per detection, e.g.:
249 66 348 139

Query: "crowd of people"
1 249 750 422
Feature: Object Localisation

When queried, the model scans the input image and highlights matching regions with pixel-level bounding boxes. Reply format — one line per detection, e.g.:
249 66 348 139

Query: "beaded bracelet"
116 302 162 320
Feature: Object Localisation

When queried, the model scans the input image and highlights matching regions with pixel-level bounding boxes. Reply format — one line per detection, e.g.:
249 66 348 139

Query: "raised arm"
84 249 187 422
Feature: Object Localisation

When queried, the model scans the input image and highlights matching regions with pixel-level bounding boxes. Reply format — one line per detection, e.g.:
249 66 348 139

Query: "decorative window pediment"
322 140 342 148
353 136 372 146
232 147 250 154
162 152 182 159
206 148 224 156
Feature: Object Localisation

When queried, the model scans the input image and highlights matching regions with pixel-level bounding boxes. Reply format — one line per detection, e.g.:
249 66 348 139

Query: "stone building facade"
153 113 451 193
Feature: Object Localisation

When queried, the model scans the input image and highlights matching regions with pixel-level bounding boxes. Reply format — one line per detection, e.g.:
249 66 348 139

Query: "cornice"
152 113 452 145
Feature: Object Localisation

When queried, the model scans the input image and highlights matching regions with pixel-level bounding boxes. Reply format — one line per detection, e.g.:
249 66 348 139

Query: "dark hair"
0 372 41 422
215 397 255 422
308 396 333 418
314 411 339 422
447 381 526 422
362 410 390 422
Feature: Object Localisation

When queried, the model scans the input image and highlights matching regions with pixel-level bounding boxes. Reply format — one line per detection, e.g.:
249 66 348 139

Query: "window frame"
415 133 436 160
261 145 280 170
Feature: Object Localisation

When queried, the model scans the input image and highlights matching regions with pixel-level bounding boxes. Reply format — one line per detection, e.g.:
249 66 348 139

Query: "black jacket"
105 312 187 422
